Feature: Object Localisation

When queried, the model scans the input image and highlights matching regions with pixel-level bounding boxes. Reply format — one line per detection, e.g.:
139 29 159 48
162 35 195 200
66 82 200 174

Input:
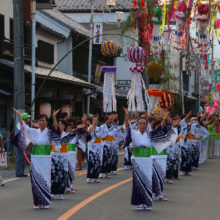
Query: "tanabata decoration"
208 101 220 113
128 46 145 63
147 89 163 113
102 66 117 112
159 91 174 109
151 7 166 54
216 82 220 91
155 106 165 115
146 62 163 79
132 0 146 8
198 3 210 15
101 40 118 57
173 0 187 50
127 66 149 112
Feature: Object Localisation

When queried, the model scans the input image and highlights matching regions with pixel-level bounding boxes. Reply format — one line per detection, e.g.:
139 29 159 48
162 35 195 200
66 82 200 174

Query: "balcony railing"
0 38 37 64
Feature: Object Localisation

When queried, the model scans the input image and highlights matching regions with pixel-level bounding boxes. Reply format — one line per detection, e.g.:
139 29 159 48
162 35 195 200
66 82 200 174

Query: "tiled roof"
55 0 134 11
95 85 127 98
38 9 90 37
0 59 95 89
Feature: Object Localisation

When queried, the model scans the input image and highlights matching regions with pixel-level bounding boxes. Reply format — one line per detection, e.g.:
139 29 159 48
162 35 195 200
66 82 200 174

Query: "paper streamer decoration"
146 62 163 79
132 0 145 8
128 46 145 63
151 7 165 54
159 91 174 109
147 89 163 113
102 66 117 112
101 40 118 57
127 66 149 112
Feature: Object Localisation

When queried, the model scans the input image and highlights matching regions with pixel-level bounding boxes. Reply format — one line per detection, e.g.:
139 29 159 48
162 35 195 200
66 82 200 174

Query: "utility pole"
87 0 93 114
31 0 36 122
13 0 25 119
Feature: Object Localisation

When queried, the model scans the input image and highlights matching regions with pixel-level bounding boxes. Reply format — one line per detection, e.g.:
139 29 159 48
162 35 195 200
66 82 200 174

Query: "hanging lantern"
146 62 163 78
101 40 118 56
102 66 117 112
147 89 163 113
159 91 174 109
61 104 72 117
198 4 210 15
127 66 149 112
128 46 145 63
39 103 51 118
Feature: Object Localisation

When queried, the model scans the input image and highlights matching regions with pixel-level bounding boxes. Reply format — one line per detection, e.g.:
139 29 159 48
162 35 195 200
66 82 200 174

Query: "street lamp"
115 11 124 27
106 0 116 12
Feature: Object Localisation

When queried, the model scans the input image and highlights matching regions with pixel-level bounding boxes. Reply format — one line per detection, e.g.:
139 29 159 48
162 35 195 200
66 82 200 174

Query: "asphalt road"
1 152 220 220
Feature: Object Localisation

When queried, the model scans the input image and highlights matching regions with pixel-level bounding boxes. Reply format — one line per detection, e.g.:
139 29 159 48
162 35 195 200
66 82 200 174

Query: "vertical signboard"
93 23 103 44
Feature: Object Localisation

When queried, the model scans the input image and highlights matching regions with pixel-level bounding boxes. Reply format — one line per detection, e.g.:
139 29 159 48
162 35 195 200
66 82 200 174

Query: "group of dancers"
12 107 217 211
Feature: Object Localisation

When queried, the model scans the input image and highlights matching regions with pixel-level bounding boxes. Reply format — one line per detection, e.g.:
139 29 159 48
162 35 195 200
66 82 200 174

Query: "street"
1 151 220 220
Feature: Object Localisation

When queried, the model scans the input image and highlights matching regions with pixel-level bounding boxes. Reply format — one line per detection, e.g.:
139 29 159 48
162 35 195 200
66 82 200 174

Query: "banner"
93 23 103 44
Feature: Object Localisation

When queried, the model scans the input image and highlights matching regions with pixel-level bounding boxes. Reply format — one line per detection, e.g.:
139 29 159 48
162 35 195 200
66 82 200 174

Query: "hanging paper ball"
216 82 220 91
153 7 162 19
146 62 163 79
129 66 145 73
159 91 174 109
198 4 209 15
128 46 145 63
101 40 118 57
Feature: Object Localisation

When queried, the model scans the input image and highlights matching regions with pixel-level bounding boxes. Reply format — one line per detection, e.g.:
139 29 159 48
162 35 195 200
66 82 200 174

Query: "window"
37 40 54 64
10 18 13 40
0 14 4 38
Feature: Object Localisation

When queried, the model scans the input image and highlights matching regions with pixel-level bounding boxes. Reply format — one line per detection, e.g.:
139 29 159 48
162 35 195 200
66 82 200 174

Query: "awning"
0 58 96 89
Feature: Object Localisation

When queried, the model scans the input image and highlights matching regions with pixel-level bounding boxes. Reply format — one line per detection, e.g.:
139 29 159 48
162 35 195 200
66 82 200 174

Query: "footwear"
144 205 151 211
75 167 82 170
43 205 50 209
71 185 74 190
59 195 65 200
137 204 144 210
111 171 117 175
22 174 28 177
124 165 128 170
51 194 54 200
65 188 74 193
158 196 168 201
82 164 86 167
0 183 4 186
104 175 110 179
193 167 198 171
93 179 100 183
180 172 185 176
87 178 92 183
99 173 103 178
165 180 173 184
34 205 41 209
16 175 23 177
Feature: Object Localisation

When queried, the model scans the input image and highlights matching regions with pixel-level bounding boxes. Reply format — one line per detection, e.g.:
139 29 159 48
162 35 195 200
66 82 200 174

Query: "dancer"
12 108 60 209
123 108 177 211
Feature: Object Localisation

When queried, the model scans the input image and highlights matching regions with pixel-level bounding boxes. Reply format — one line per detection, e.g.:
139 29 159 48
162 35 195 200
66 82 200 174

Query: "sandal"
59 195 65 200
87 178 92 183
111 171 117 175
51 194 54 200
144 205 151 211
165 180 173 184
34 205 41 209
137 204 144 210
99 173 103 178
75 167 82 171
104 175 111 179
43 205 50 209
158 196 168 201
93 179 100 183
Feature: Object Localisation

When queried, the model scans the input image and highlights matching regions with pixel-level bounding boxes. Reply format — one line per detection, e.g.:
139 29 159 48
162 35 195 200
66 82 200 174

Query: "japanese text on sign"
93 23 103 44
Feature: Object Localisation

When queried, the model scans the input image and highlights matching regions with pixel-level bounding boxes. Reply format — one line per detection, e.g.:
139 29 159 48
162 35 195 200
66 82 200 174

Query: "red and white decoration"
128 46 145 63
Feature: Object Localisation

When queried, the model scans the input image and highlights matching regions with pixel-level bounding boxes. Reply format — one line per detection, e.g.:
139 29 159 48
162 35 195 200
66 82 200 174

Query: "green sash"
132 148 151 157
68 144 77 151
150 146 167 155
32 145 51 155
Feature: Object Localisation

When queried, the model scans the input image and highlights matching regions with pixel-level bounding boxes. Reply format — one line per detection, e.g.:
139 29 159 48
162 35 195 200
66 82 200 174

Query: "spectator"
14 113 31 177
0 126 4 186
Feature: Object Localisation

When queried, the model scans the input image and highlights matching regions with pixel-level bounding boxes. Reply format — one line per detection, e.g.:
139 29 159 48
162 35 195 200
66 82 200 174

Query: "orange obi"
104 135 115 142
51 144 68 153
177 135 184 142
192 135 200 141
187 133 192 140
89 137 102 144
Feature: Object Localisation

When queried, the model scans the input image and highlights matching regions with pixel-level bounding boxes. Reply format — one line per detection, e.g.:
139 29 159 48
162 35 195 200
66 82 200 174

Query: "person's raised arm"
161 112 169 130
123 107 129 129
13 108 23 126
53 109 60 131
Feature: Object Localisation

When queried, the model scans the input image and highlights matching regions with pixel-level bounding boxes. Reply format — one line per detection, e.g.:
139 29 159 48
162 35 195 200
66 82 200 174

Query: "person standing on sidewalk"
14 113 31 177
0 126 4 186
